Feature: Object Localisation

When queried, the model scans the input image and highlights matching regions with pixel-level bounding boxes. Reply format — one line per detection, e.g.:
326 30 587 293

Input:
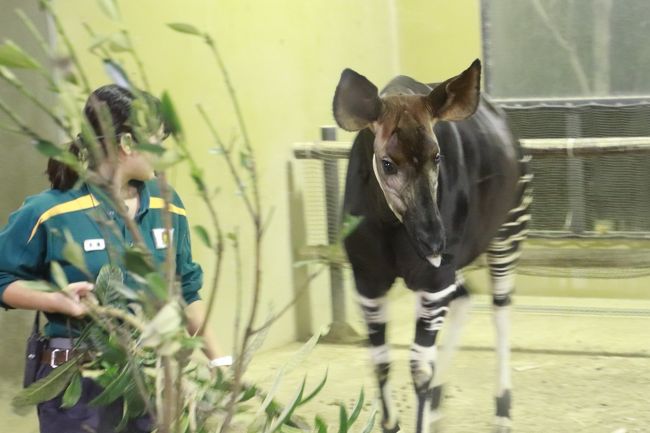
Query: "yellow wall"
49 0 482 352
396 0 482 81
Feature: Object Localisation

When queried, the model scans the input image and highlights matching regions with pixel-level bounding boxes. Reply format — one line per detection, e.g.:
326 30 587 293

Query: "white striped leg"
411 285 455 433
489 272 514 431
358 295 399 432
431 277 472 424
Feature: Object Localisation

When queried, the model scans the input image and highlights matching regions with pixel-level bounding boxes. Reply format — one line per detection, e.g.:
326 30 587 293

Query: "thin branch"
250 266 326 335
15 8 53 58
122 30 152 92
14 9 61 92
0 72 74 140
170 131 225 336
232 227 243 358
531 0 591 94
157 173 178 299
197 104 256 220
40 0 92 94
0 96 43 140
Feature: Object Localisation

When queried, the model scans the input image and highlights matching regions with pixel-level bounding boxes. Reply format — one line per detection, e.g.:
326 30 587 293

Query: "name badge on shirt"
84 239 106 252
152 228 174 249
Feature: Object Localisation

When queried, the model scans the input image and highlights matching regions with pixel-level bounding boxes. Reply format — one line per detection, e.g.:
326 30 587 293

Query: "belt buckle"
50 348 69 369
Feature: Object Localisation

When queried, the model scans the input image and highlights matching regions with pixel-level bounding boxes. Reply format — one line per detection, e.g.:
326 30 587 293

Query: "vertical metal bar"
321 126 347 324
567 112 586 234
479 0 493 95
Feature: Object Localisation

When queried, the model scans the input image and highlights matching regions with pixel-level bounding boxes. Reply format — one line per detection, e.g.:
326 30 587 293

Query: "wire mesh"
293 99 650 280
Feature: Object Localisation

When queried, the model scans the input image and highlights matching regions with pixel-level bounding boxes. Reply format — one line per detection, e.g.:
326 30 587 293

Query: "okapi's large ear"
426 59 481 121
333 69 382 131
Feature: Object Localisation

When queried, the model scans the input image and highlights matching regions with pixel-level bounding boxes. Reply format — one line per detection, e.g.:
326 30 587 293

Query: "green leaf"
266 378 305 433
94 265 124 306
160 91 183 136
100 335 127 364
153 148 185 171
89 365 132 406
337 403 349 433
239 151 253 170
50 261 68 289
282 329 322 376
112 282 139 301
62 231 89 276
359 406 377 433
193 225 212 248
97 0 121 20
145 272 168 301
190 166 206 193
123 247 154 277
61 372 82 408
35 140 62 157
134 143 166 155
123 382 146 418
347 388 364 427
12 355 81 411
0 40 41 69
297 369 328 407
167 22 203 36
139 303 182 347
22 280 56 292
314 416 328 433
239 384 257 403
255 365 286 418
108 32 131 52
339 214 363 240
0 66 19 84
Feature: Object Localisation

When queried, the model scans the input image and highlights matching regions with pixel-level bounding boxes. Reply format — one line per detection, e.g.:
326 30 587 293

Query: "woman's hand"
50 281 95 317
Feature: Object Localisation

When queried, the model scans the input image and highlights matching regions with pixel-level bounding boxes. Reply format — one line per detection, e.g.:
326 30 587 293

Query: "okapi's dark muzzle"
403 207 446 267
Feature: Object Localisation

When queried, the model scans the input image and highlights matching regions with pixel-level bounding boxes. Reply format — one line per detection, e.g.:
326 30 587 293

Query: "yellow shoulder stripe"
149 197 187 216
28 194 100 243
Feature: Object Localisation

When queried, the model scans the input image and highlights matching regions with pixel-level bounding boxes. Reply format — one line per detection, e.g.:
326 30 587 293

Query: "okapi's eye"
382 159 397 175
434 153 442 164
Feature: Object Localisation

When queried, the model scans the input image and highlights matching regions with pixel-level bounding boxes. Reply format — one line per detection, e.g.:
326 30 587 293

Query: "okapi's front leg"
359 295 400 433
411 283 456 433
430 277 472 425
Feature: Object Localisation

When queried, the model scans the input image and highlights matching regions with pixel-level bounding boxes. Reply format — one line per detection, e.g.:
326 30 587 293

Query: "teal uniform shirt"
0 179 203 337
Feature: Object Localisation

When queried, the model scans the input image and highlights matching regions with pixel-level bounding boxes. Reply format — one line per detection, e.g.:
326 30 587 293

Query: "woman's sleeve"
173 194 203 305
0 202 47 309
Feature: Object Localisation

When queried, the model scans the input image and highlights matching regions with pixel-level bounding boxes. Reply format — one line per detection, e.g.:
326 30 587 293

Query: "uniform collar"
84 180 151 219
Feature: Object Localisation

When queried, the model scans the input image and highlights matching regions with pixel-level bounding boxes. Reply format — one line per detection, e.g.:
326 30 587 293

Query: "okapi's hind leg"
486 158 533 432
411 283 458 433
358 295 400 433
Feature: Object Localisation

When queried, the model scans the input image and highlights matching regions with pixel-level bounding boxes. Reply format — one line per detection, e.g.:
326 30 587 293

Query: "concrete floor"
246 293 650 433
3 293 650 433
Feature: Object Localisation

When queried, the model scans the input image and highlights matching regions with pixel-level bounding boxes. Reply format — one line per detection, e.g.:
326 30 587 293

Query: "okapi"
333 60 531 433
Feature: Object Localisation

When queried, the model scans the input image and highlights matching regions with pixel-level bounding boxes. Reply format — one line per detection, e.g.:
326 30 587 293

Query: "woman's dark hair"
47 84 167 190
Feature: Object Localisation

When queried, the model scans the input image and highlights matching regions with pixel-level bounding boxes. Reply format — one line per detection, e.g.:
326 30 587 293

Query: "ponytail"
46 138 82 191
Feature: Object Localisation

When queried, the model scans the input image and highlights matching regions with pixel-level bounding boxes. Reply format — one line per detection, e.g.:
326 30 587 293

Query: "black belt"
41 338 91 368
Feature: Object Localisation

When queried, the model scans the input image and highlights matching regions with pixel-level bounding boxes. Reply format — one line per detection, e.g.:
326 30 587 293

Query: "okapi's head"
333 60 481 267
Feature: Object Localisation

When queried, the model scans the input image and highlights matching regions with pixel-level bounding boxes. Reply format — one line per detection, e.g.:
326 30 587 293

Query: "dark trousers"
36 364 152 433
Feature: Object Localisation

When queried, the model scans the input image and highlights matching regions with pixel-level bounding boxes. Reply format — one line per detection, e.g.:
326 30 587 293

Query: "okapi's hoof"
429 417 445 433
382 422 400 433
427 408 445 432
493 417 512 433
